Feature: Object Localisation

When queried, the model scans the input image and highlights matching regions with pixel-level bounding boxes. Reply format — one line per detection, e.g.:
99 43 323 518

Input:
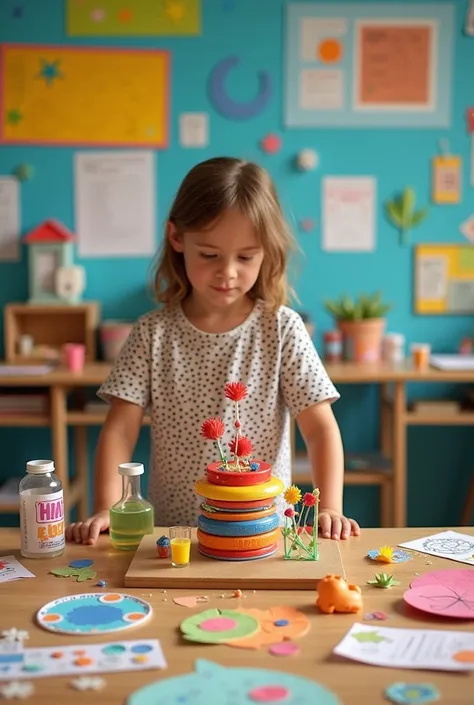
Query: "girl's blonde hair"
153 157 296 311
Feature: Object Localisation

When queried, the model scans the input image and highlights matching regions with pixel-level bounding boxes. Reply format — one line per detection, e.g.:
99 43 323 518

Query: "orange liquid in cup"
411 345 430 370
170 537 191 566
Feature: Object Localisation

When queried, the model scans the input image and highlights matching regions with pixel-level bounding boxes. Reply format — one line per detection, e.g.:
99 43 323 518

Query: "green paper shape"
351 630 389 644
384 187 428 246
50 567 74 578
13 163 35 181
73 567 97 582
180 609 260 644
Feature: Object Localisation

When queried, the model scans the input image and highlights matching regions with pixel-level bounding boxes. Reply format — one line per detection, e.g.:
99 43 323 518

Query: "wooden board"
124 528 344 590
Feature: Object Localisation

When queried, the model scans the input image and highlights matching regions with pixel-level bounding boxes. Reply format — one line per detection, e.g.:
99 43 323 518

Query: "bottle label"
20 490 65 555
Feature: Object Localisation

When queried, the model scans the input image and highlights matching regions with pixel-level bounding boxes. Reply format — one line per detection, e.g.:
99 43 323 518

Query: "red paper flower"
284 508 295 518
200 418 225 441
302 492 317 507
229 436 253 457
224 382 248 402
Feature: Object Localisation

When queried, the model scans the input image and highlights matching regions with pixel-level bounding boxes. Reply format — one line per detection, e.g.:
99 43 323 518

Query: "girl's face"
168 208 264 310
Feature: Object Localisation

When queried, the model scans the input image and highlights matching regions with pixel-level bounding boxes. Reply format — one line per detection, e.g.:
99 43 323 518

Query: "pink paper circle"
199 617 238 632
403 584 474 619
411 569 474 591
248 685 290 702
268 641 301 657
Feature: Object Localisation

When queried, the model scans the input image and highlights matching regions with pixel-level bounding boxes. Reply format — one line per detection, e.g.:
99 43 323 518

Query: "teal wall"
0 0 473 527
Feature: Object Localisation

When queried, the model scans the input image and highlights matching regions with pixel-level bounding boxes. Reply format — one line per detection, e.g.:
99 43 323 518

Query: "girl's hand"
318 508 360 540
65 510 110 545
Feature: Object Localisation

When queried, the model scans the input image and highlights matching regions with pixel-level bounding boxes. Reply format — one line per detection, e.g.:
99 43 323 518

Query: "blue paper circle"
131 644 154 654
274 619 289 627
69 559 94 569
102 644 126 655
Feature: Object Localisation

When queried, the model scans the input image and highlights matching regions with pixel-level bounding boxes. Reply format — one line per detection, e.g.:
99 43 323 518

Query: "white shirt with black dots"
97 299 340 526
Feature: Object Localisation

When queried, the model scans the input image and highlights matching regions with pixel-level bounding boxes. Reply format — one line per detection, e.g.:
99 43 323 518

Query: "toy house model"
23 220 76 304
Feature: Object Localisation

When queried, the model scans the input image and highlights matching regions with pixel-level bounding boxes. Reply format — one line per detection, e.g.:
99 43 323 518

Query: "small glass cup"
169 526 191 568
411 343 431 371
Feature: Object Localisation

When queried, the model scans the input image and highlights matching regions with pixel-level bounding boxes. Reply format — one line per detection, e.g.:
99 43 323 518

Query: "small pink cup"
63 343 86 372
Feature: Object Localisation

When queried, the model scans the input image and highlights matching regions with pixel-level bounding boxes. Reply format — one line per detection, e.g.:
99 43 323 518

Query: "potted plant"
324 291 392 363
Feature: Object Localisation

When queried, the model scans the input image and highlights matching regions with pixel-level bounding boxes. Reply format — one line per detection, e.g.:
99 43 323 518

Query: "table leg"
380 383 392 458
50 385 69 522
74 426 89 521
392 381 407 527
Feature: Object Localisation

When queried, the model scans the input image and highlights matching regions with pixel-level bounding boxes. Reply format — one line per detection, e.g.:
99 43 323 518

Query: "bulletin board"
0 44 169 148
66 0 201 37
415 244 474 315
285 3 454 128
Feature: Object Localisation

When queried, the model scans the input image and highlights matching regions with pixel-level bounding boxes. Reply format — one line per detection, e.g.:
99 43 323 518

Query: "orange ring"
197 528 280 551
200 506 276 522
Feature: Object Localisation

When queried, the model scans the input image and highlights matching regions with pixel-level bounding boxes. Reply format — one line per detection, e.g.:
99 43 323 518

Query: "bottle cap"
26 459 55 474
118 462 144 477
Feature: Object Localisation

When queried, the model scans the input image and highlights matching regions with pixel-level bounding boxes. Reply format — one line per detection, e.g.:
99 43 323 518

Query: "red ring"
206 461 272 487
204 498 274 511
198 543 278 560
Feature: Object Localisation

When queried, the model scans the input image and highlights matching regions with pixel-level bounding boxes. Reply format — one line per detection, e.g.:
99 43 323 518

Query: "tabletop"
0 527 472 704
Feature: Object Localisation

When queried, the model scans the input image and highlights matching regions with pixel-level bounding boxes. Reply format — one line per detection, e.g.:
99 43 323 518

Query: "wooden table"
0 527 472 704
0 362 473 525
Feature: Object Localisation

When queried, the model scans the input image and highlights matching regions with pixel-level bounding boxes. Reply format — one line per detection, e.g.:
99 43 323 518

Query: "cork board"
124 528 344 590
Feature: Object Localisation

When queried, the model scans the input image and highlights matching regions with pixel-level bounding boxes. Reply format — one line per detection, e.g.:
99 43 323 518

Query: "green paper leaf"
73 567 97 582
50 567 74 578
352 630 388 644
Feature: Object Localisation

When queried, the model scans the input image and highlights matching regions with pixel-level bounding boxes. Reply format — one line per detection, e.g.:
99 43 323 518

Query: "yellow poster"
67 0 201 36
415 244 474 314
0 44 169 148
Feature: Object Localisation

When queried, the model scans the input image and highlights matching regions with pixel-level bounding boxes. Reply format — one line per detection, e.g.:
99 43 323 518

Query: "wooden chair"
461 475 474 525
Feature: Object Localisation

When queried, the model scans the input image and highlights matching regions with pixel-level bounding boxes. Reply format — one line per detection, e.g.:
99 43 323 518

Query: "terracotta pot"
337 318 386 363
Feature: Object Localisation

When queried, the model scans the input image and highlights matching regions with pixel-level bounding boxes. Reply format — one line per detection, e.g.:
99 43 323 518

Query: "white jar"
382 333 405 364
19 460 65 559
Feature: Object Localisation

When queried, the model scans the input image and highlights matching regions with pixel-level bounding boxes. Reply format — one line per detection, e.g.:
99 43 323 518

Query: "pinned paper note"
432 154 462 204
179 113 209 148
322 177 376 251
0 177 20 261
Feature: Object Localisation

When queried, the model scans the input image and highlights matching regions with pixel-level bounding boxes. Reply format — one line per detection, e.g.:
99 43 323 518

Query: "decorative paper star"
6 109 23 126
37 59 63 86
0 680 34 699
260 133 282 154
118 8 133 23
70 676 106 691
165 0 186 22
1 629 29 644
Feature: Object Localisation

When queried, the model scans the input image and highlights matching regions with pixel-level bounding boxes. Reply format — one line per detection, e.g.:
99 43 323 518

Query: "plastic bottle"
109 462 154 551
19 459 65 559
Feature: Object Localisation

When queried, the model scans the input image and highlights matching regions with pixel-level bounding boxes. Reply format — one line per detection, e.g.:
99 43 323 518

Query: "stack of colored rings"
194 460 284 561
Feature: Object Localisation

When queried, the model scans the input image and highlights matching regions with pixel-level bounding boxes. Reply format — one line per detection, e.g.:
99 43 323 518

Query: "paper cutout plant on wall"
127 659 342 705
281 485 319 561
384 187 428 245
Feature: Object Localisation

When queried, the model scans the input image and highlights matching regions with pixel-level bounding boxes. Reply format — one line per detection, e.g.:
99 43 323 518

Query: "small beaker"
169 526 191 568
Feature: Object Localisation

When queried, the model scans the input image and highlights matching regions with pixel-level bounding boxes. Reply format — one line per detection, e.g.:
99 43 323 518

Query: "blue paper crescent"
208 56 272 120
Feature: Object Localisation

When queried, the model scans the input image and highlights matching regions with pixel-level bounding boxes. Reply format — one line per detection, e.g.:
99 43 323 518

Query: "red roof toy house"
23 220 77 303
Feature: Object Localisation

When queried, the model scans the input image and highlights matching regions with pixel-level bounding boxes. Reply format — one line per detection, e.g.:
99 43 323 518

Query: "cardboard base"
124 528 344 590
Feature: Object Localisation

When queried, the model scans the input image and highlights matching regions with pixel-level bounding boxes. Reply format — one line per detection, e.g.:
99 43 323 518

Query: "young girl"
66 157 360 545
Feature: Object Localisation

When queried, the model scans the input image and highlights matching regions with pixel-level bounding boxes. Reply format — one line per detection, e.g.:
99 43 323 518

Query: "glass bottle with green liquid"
109 462 154 551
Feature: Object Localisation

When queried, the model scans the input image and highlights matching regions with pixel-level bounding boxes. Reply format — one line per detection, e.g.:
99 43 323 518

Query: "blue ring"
197 513 279 537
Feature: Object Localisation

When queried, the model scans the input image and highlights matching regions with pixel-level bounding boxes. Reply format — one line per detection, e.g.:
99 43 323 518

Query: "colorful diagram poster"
67 0 201 36
285 3 454 127
0 44 169 147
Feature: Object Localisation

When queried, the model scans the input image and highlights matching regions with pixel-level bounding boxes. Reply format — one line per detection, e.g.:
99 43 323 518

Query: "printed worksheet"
0 556 35 583
398 531 474 566
334 623 474 671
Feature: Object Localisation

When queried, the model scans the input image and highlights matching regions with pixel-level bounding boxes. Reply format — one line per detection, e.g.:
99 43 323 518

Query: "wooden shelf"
292 451 392 485
0 415 49 427
67 411 151 426
0 504 18 514
405 412 474 425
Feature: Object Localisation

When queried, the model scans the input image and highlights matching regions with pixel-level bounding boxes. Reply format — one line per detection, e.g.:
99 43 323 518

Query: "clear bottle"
109 462 154 551
19 459 65 559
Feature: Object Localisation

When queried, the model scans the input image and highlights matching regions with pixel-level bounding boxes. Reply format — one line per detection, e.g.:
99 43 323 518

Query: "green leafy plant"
367 572 401 589
324 291 392 321
384 187 428 245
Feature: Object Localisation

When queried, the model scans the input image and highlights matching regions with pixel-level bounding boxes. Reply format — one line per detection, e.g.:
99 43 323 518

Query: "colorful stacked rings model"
206 461 272 486
198 543 278 561
198 514 279 537
203 498 274 511
197 528 280 551
200 506 275 522
195 476 284 502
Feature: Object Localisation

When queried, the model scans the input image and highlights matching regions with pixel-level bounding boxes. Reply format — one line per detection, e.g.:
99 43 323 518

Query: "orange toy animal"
316 574 362 614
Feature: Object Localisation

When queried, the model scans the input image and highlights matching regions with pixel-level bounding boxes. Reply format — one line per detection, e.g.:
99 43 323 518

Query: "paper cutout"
179 113 209 148
367 546 412 563
399 531 474 566
180 609 259 644
173 596 208 608
260 134 281 154
296 149 318 171
36 593 152 635
229 606 310 649
0 681 34 699
0 556 34 583
66 0 201 36
334 622 474 671
0 44 169 148
208 56 272 120
69 559 93 569
460 216 474 244
0 639 166 680
403 569 474 619
268 642 300 657
432 155 462 204
367 573 401 589
384 682 440 705
411 569 474 591
50 566 96 582
299 219 315 233
127 659 341 705
70 676 106 691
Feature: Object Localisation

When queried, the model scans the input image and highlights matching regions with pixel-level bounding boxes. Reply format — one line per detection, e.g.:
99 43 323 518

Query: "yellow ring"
197 528 280 551
195 476 284 502
200 506 276 522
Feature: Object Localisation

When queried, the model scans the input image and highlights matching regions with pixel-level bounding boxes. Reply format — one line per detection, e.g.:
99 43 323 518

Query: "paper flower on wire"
228 436 253 457
367 546 412 564
224 382 248 402
384 682 440 704
70 676 106 691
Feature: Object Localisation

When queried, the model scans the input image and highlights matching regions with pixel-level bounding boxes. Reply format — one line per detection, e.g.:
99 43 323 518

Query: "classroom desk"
0 362 473 526
0 527 472 704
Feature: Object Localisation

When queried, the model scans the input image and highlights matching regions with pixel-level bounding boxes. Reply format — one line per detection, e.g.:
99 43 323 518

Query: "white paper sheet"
465 0 474 35
0 177 20 261
300 17 348 62
416 255 448 300
0 555 35 583
430 355 474 371
0 639 166 679
322 177 376 251
179 113 209 147
398 531 474 566
299 69 344 111
334 622 474 671
75 151 156 257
